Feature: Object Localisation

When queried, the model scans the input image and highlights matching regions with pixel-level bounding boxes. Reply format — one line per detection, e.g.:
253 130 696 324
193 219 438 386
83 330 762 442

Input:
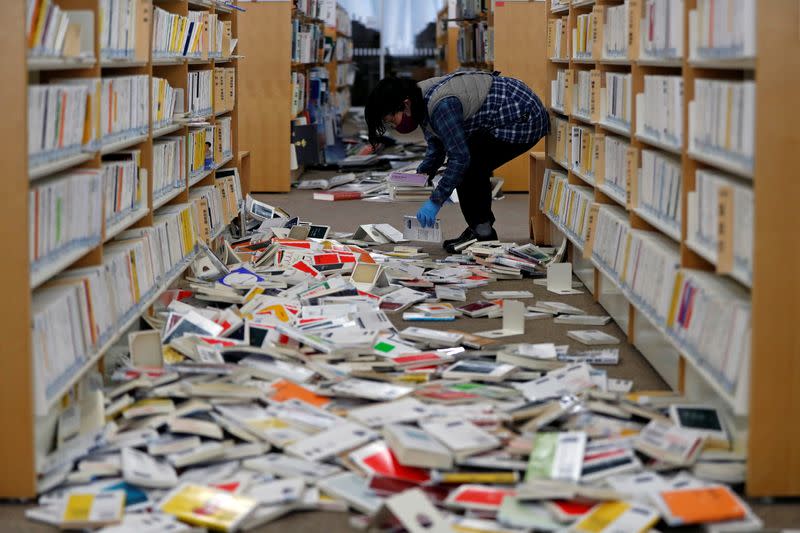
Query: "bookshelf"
238 1 291 192
493 0 547 191
532 0 800 496
1 0 246 498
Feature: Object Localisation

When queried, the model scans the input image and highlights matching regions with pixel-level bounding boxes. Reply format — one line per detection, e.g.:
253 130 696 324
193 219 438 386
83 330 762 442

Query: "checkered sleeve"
428 97 470 206
417 129 446 177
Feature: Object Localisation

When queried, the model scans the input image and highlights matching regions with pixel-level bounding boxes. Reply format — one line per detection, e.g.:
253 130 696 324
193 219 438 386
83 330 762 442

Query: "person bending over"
365 71 550 252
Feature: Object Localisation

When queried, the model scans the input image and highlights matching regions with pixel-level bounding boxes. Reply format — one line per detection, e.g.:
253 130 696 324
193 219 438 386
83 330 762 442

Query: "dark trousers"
457 132 535 228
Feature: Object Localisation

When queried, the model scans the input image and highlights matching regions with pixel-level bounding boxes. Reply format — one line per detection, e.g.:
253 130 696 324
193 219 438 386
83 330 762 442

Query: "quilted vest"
417 72 494 135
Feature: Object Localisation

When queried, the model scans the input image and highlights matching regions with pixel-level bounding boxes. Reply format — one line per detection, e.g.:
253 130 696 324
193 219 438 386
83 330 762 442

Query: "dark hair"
365 77 426 146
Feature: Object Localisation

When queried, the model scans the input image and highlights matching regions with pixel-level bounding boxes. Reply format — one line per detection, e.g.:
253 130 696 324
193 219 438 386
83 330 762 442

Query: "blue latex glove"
416 199 441 228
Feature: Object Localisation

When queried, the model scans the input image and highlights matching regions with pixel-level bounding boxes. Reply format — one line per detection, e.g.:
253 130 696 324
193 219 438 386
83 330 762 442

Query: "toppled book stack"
27 200 756 533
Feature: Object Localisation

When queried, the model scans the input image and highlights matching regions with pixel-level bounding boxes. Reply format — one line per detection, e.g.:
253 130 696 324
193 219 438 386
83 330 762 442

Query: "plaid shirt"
417 74 550 205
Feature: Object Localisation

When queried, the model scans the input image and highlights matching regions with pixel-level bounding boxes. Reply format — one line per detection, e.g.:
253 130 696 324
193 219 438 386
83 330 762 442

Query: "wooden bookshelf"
493 0 547 191
237 0 292 192
530 0 800 496
0 0 246 498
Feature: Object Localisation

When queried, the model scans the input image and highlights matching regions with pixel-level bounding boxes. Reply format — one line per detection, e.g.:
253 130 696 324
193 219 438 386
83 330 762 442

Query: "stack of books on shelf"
550 69 567 112
99 0 147 60
216 116 233 162
640 0 684 60
101 150 148 231
187 70 213 118
291 71 307 116
597 133 629 204
547 115 570 167
541 169 594 248
636 75 683 151
28 83 94 168
101 75 150 145
152 78 179 130
26 0 95 60
153 137 187 204
689 79 755 174
188 127 211 177
601 72 632 133
456 0 488 19
29 170 103 286
295 0 321 18
572 70 593 120
572 13 593 60
687 169 753 285
570 125 595 183
601 1 629 59
636 149 682 239
213 67 237 114
457 22 493 65
292 19 323 64
689 0 755 61
335 37 353 62
336 4 351 35
546 15 568 60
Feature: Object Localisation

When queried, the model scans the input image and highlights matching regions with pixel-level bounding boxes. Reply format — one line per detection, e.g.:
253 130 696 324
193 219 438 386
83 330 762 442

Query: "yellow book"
180 209 194 256
666 271 684 327
31 0 51 49
169 16 180 54
61 491 125 529
620 234 632 284
129 249 141 302
159 484 257 532
574 501 659 533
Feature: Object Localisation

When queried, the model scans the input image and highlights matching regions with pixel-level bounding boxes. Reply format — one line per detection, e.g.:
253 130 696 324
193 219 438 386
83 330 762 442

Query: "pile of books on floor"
28 200 756 532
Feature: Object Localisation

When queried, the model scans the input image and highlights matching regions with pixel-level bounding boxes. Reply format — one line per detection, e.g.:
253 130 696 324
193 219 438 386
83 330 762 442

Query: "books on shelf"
666 269 751 394
591 204 630 275
336 63 356 89
216 116 233 162
572 13 593 60
188 70 213 118
213 67 237 114
570 125 595 181
573 70 593 119
620 230 681 324
601 1 629 59
597 133 629 202
292 19 323 64
689 0 756 60
540 169 594 248
152 77 178 130
190 186 227 241
101 150 147 229
637 149 682 236
295 0 322 19
28 83 94 167
336 5 351 36
188 127 212 176
636 75 683 150
26 1 94 59
547 16 569 60
153 137 187 202
101 75 149 143
152 8 217 59
551 0 570 11
335 36 353 62
551 69 567 112
689 79 755 173
99 0 147 60
601 72 632 131
456 0 488 19
640 0 684 60
457 22 493 64
687 169 753 284
29 170 103 277
547 115 570 166
291 71 307 116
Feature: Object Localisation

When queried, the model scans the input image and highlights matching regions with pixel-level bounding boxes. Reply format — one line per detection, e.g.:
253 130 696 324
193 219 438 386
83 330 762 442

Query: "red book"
313 191 363 201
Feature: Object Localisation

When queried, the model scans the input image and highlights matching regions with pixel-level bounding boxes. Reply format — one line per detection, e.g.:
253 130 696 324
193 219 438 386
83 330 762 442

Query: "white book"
243 454 342 483
383 423 453 469
399 327 462 347
554 314 611 326
441 360 517 383
512 363 595 401
147 436 202 456
245 477 305 506
121 447 178 489
348 397 433 428
167 441 226 468
285 421 378 462
331 378 413 401
567 329 621 345
419 418 501 461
